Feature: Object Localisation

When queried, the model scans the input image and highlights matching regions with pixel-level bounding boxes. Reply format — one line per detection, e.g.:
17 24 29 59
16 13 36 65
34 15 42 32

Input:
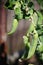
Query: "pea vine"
5 0 43 63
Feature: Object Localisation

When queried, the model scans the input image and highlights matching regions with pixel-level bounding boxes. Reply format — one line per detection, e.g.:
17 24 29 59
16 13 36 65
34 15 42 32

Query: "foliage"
5 0 43 64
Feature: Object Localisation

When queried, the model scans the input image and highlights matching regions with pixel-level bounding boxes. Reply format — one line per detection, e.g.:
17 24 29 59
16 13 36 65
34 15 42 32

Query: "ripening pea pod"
27 30 38 59
7 19 18 35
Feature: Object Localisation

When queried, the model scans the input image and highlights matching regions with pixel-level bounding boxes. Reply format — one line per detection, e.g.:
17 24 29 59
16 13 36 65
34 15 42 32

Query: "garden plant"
5 0 43 65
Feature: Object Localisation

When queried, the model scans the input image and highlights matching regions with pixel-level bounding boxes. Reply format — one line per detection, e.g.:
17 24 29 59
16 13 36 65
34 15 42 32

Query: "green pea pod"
27 30 38 59
7 19 18 35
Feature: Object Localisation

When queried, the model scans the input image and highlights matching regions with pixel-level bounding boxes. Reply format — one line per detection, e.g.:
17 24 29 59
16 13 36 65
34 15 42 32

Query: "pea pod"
7 19 18 35
27 30 38 59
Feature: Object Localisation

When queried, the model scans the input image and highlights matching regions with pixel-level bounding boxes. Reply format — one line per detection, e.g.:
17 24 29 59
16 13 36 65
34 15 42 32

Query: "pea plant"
5 0 43 64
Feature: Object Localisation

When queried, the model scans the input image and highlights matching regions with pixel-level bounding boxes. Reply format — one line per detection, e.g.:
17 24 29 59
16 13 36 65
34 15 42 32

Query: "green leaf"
37 29 43 36
39 36 43 43
14 8 21 15
37 41 43 52
37 11 43 25
17 13 23 20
